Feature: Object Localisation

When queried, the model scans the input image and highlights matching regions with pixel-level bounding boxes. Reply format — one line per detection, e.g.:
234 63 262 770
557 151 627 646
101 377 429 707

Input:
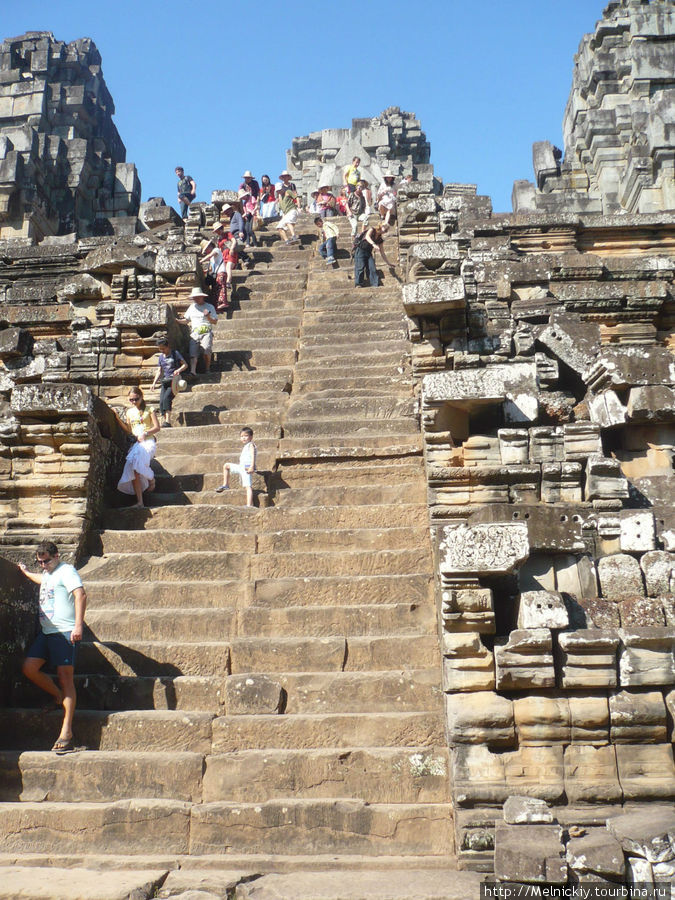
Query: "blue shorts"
26 631 77 669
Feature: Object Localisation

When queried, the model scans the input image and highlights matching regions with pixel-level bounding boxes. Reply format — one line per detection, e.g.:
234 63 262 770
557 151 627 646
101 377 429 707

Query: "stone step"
213 335 298 351
83 571 433 611
271 483 426 507
86 602 433 642
0 799 452 858
285 397 415 420
252 573 433 608
299 331 407 348
84 579 250 609
274 464 423 488
174 409 284 428
86 608 237 642
157 428 280 448
13 668 441 715
218 325 299 340
211 711 444 752
213 348 297 367
281 418 418 438
79 550 250 582
96 529 257 554
202 747 451 803
0 751 204 802
0 800 191 855
101 502 428 534
185 368 293 388
292 375 411 394
256 524 428 553
174 391 286 410
190 799 453 856
278 434 421 452
294 353 409 373
0 709 215 752
75 635 438 677
251 547 432 579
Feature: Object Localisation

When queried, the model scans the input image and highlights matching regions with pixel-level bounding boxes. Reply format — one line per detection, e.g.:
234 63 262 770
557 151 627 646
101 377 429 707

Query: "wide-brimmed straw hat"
242 170 253 178
199 239 214 254
190 287 209 299
278 170 292 179
317 184 331 192
212 220 225 231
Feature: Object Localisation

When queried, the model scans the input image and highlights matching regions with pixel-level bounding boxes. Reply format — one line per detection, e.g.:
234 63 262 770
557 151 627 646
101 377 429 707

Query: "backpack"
351 230 369 258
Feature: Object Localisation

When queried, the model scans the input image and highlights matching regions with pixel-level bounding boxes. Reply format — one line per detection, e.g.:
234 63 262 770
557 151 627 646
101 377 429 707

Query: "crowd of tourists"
14 161 411 752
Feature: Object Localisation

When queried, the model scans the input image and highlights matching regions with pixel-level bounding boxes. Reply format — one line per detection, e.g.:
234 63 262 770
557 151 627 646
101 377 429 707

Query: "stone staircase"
0 218 467 892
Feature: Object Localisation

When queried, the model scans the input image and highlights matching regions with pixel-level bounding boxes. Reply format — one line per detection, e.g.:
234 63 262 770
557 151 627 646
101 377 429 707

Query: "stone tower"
285 106 433 199
513 0 675 214
0 32 140 240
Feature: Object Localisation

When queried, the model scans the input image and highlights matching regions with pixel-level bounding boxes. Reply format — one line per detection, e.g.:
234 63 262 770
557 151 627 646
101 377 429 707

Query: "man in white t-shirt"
181 287 218 376
20 540 87 753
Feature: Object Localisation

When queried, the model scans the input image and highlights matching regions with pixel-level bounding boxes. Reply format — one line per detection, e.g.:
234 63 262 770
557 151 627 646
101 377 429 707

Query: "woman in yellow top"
117 386 160 508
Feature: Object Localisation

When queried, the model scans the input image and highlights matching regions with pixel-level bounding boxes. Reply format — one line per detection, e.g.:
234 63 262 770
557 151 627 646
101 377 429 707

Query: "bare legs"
22 658 75 742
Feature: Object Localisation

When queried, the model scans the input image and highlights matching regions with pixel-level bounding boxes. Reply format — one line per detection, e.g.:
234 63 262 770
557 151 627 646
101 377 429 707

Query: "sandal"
52 737 74 754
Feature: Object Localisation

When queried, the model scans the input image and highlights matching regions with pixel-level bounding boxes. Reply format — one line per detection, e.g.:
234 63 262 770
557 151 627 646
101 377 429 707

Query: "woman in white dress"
117 387 160 508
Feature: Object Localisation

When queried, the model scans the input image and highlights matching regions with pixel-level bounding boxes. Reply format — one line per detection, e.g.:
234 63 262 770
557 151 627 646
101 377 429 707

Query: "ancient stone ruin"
285 106 433 199
0 2 674 897
0 32 140 240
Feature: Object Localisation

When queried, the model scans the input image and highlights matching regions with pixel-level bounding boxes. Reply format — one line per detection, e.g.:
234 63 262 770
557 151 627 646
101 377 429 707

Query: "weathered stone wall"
0 557 36 705
285 106 434 199
514 0 675 215
0 32 141 240
403 175 675 877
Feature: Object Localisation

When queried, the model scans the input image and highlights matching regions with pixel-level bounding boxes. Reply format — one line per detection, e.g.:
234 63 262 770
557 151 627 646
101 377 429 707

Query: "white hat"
190 287 209 299
171 373 187 395
279 170 292 178
242 170 253 178
237 188 250 200
212 220 225 231
222 203 233 212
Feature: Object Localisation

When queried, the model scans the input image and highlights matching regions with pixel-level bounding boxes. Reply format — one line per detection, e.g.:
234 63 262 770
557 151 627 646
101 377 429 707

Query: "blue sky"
3 0 605 213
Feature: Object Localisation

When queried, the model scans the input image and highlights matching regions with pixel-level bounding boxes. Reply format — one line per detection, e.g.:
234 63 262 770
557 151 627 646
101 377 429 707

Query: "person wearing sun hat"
276 170 296 193
179 286 218 377
317 183 337 218
239 170 260 200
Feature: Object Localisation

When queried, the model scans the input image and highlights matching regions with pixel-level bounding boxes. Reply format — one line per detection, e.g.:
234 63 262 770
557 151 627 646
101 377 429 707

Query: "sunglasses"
128 396 141 402
36 557 53 565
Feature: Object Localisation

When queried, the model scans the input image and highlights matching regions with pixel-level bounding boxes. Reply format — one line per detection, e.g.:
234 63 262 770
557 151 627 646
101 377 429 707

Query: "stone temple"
0 2 674 897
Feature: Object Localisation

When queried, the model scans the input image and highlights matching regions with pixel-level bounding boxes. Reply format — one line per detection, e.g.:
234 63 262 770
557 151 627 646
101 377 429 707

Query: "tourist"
238 188 259 248
116 387 160 508
222 202 246 245
353 223 395 288
200 239 229 312
212 221 240 293
276 184 300 244
216 426 257 507
277 170 297 192
306 191 320 215
336 186 350 217
151 336 187 428
239 170 260 201
317 184 337 218
346 182 367 236
358 179 373 223
19 541 87 754
377 174 397 226
315 216 339 265
259 175 277 221
343 156 361 187
180 286 218 376
175 166 196 220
